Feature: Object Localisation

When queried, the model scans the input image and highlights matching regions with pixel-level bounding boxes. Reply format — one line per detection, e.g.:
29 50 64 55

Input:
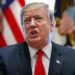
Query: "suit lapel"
16 42 64 75
16 42 32 75
48 43 63 75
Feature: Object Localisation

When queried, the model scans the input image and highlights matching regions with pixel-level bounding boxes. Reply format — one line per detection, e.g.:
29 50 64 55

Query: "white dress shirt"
28 42 52 75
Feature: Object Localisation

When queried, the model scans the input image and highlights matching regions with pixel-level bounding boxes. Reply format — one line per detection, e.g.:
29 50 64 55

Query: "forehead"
23 6 48 18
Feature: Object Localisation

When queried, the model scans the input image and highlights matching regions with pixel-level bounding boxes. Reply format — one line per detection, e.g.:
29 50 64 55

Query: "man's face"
0 9 3 33
23 6 53 48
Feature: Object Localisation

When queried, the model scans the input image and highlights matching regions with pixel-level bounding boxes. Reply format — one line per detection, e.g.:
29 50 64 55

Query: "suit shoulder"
52 42 75 54
0 43 23 58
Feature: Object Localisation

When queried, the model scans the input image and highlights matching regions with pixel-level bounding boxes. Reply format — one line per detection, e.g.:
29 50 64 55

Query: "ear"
50 20 56 32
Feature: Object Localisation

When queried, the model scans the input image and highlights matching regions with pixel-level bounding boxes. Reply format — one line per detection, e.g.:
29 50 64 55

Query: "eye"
24 18 31 24
35 16 43 22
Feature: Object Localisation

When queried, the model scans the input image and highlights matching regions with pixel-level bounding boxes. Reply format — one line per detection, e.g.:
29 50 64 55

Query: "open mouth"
30 30 38 38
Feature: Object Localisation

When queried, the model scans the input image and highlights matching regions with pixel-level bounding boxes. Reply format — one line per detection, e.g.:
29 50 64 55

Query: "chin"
28 37 41 43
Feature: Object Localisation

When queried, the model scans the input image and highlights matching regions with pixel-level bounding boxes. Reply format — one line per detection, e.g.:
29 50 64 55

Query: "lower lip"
30 33 38 38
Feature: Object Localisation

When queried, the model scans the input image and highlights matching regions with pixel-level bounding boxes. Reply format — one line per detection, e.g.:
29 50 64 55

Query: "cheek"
40 24 50 36
24 25 30 33
41 22 50 32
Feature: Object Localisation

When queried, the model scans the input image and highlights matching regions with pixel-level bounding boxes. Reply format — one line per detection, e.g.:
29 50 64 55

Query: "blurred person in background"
54 0 75 49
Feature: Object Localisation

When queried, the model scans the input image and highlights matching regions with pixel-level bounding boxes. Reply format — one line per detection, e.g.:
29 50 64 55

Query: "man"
0 2 75 75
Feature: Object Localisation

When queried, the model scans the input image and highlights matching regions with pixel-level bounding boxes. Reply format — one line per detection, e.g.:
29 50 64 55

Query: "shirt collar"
28 42 52 59
42 42 52 59
28 46 37 59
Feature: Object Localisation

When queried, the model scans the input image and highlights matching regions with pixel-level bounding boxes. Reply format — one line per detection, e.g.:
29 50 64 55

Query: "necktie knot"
36 50 44 57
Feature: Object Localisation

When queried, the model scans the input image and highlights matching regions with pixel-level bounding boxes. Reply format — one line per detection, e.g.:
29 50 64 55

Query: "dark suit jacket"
0 42 75 75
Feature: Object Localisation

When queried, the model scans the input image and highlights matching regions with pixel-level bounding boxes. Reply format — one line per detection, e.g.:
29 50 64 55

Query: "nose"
30 18 36 28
